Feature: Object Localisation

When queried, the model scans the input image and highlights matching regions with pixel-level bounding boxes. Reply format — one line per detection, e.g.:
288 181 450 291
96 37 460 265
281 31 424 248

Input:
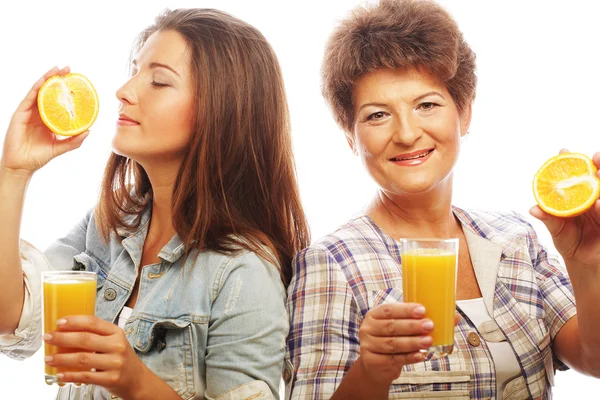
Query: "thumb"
529 205 566 237
53 131 90 157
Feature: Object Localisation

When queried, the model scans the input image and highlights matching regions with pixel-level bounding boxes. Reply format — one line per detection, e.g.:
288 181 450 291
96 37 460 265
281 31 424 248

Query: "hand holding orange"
37 73 99 136
533 152 600 218
1 67 95 175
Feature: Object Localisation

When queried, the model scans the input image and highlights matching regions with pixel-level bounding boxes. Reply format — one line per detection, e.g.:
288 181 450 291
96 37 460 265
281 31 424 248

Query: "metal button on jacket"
468 332 481 347
104 288 117 301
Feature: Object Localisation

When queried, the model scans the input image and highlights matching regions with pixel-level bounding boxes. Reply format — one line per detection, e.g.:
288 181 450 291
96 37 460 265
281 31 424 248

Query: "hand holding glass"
42 271 97 385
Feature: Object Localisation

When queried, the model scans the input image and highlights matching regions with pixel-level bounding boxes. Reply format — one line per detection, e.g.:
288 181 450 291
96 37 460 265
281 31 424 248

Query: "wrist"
357 356 397 388
0 165 34 181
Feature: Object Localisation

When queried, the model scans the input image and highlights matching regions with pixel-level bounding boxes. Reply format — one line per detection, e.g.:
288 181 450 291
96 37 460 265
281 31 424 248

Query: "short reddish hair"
322 0 477 136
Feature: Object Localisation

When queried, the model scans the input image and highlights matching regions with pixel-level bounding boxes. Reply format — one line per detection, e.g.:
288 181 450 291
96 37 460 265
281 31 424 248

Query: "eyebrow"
358 91 445 111
131 60 180 77
414 91 445 102
358 102 389 112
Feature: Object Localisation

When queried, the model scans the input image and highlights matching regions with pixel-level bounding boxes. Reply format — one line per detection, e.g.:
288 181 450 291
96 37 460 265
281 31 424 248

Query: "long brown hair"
96 8 309 286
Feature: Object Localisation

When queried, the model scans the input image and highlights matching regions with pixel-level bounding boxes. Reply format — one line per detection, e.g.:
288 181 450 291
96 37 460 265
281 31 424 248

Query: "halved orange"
533 153 600 217
37 73 99 136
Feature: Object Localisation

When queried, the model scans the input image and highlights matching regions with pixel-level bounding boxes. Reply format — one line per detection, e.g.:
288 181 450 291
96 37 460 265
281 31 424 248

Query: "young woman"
0 8 308 400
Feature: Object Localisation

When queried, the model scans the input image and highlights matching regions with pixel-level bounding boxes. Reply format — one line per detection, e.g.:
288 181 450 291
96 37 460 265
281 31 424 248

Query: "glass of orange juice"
400 238 458 357
42 271 97 385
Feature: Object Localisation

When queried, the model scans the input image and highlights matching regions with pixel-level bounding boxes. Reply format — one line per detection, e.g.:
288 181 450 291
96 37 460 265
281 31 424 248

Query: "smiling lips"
389 148 434 166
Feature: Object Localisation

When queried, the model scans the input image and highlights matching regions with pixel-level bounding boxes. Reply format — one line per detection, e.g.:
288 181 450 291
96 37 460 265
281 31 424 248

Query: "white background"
1 0 599 398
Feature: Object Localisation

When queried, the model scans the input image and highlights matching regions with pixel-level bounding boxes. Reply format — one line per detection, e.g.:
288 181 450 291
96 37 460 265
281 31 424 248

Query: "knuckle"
385 337 396 352
385 320 395 336
381 305 393 318
389 354 404 367
114 343 127 355
76 352 89 366
114 357 125 370
108 373 121 385
79 332 91 347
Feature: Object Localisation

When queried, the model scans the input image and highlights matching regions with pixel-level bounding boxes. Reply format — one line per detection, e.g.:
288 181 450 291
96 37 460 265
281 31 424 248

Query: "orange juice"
402 249 457 354
42 272 97 384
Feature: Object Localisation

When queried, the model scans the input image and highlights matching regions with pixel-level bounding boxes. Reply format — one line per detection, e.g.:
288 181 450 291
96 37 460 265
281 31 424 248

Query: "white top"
117 306 133 330
456 297 521 397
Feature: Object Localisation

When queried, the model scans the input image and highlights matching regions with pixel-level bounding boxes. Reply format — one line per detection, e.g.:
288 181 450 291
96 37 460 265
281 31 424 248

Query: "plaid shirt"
286 208 577 399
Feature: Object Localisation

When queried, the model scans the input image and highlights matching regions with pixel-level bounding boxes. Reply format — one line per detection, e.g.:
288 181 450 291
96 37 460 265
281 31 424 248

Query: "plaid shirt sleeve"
286 245 361 399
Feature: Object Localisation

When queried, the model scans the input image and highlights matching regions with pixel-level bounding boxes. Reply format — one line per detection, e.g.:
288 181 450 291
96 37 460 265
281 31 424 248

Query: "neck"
142 161 180 241
366 177 460 239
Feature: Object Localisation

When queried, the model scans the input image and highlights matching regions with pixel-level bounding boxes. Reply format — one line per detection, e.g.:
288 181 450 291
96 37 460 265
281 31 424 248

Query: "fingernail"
44 356 53 363
42 334 52 341
420 336 432 347
422 320 434 330
414 306 426 316
56 319 67 325
413 352 424 362
57 373 64 381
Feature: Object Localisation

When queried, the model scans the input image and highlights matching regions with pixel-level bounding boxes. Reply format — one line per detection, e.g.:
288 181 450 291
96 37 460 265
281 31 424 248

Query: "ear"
346 133 359 156
460 102 473 137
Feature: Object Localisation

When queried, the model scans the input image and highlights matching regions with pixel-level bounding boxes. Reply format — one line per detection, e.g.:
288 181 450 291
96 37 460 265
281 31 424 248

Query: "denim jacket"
0 207 290 399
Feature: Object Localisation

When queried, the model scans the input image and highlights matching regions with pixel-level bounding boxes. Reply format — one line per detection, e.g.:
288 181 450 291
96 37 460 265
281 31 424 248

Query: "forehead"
134 30 191 73
354 68 449 100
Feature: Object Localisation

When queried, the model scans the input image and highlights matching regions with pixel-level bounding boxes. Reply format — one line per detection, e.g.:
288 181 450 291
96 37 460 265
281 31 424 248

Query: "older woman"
286 0 600 399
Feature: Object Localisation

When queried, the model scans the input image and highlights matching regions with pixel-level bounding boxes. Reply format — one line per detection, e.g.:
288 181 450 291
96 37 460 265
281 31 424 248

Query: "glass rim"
399 238 459 243
42 271 97 278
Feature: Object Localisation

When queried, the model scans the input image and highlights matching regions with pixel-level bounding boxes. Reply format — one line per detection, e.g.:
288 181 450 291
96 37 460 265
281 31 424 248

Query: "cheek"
151 100 194 142
356 128 388 160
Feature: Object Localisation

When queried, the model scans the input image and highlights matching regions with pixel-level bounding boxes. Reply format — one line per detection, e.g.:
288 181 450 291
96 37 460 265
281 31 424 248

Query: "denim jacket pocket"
132 317 197 398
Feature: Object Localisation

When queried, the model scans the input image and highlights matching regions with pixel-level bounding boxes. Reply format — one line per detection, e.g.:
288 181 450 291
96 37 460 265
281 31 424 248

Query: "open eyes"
366 111 388 121
418 102 439 111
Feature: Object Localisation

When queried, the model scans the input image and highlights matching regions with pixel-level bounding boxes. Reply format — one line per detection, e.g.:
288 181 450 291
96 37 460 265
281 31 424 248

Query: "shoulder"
295 215 387 264
189 249 285 303
455 207 537 241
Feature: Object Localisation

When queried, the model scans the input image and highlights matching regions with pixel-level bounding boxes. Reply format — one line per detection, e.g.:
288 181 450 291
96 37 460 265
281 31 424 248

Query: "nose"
116 76 138 106
391 112 423 147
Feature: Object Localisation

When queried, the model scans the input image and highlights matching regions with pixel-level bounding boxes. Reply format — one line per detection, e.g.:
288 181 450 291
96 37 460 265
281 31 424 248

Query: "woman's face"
114 29 195 167
351 67 471 199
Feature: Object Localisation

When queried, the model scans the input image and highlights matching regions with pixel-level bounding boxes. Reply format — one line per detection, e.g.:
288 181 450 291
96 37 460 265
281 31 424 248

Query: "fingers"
362 334 432 355
56 370 122 387
45 352 122 372
529 205 567 236
455 312 462 326
52 130 91 157
16 66 71 113
368 303 425 320
593 152 600 171
365 317 433 337
44 330 120 354
55 315 119 336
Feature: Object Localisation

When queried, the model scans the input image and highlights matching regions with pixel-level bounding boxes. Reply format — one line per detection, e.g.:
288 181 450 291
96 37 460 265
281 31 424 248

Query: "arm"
529 164 600 378
205 251 288 399
0 66 88 334
287 246 431 400
0 168 31 334
551 261 600 377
